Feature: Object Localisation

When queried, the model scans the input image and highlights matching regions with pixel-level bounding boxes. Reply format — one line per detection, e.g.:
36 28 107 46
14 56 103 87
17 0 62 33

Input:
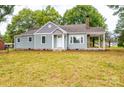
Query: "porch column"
103 34 105 49
52 35 54 49
98 35 101 48
87 35 90 48
62 34 64 49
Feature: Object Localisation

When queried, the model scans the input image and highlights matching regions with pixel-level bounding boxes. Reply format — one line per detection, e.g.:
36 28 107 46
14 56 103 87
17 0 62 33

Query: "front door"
57 35 62 48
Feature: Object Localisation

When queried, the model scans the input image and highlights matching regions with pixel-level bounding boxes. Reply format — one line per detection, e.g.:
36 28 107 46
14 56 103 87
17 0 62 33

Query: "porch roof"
60 24 105 34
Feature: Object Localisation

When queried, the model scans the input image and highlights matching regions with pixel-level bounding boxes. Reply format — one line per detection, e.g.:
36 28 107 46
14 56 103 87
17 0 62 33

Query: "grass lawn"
0 49 124 86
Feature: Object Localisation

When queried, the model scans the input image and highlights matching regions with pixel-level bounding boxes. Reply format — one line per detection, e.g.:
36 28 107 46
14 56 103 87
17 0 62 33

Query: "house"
14 18 105 50
0 35 4 50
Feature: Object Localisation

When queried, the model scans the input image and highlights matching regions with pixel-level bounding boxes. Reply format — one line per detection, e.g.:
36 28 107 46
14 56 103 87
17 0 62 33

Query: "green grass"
0 49 124 86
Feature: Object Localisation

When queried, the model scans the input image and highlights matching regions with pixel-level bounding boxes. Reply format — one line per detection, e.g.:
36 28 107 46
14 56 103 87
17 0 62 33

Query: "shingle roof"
16 29 38 36
36 22 58 33
16 22 105 36
60 24 87 33
60 24 104 33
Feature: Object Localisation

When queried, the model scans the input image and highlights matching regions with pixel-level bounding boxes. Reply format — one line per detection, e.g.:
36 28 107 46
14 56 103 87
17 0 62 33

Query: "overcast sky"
0 5 119 35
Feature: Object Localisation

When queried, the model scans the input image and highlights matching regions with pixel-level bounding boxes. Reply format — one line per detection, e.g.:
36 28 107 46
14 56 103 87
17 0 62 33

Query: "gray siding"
54 35 57 48
64 34 67 50
67 33 87 49
34 34 52 49
14 35 34 49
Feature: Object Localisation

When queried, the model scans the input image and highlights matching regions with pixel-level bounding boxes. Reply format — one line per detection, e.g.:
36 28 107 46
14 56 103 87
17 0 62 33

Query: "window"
17 38 20 42
70 35 84 44
70 37 73 43
41 36 46 44
73 36 80 43
81 37 84 43
48 24 51 28
29 37 32 42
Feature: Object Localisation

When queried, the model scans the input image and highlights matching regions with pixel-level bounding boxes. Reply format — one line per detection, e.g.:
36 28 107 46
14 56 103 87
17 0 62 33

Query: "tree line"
108 5 124 47
1 5 106 43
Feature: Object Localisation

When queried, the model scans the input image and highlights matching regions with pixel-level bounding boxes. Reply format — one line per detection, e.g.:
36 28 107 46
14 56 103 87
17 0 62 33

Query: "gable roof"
16 22 105 36
35 22 58 33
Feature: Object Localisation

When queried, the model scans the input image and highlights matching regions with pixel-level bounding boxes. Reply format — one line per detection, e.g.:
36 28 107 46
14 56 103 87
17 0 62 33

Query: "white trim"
51 28 66 34
34 21 52 34
34 33 51 35
103 34 105 49
52 35 54 49
16 38 20 43
69 35 84 44
27 36 32 42
80 36 84 44
62 34 65 49
68 32 86 34
49 22 67 33
34 32 86 35
52 34 65 50
86 32 105 35
33 21 67 35
41 35 46 44
69 35 73 44
99 35 101 48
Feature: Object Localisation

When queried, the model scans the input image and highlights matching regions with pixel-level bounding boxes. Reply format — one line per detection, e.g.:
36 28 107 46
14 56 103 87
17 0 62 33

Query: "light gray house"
14 20 105 50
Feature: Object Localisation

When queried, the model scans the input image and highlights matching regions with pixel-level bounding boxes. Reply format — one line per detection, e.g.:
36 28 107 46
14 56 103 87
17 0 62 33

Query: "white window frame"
69 35 73 44
17 38 20 43
69 35 84 44
41 35 46 44
81 36 84 44
28 37 32 42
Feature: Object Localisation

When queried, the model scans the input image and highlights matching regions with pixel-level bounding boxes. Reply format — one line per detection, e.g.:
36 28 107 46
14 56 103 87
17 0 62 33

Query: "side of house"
14 35 34 49
14 31 88 50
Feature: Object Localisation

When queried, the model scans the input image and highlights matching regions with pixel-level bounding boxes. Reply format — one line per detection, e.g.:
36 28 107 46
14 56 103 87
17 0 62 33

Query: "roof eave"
14 34 34 37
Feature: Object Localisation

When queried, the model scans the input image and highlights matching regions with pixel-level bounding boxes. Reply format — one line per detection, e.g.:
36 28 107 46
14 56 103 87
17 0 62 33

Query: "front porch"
87 33 105 50
52 34 65 50
51 29 105 51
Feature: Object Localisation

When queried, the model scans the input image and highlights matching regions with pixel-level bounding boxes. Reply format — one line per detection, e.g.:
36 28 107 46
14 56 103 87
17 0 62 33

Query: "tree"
118 31 124 47
0 5 14 22
105 31 118 47
108 5 124 47
105 31 112 47
63 5 107 28
41 5 62 25
107 5 124 16
4 5 62 43
63 5 107 47
4 8 36 43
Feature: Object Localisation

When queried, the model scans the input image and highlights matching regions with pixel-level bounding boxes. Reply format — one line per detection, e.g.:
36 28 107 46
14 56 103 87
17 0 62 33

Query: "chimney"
85 15 90 29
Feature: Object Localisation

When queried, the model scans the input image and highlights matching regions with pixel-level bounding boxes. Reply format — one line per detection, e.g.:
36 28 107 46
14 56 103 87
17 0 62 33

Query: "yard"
0 49 124 86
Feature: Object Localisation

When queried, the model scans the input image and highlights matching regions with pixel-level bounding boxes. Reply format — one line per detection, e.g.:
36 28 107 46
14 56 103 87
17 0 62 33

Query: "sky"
0 5 119 35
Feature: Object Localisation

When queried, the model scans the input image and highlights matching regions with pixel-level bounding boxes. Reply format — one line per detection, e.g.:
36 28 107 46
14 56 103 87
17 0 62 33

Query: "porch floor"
52 48 105 51
82 48 105 51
